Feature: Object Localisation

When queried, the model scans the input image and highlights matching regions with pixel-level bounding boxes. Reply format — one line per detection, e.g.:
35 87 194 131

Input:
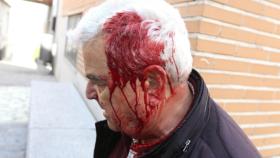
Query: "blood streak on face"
102 11 178 134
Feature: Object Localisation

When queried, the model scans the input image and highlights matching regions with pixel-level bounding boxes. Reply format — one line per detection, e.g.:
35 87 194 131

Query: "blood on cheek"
108 77 163 134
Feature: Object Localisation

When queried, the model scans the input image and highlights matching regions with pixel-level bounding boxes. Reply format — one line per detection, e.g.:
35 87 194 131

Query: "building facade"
0 0 10 60
53 0 280 157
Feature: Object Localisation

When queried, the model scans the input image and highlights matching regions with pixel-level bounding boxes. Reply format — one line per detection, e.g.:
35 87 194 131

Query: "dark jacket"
94 69 261 158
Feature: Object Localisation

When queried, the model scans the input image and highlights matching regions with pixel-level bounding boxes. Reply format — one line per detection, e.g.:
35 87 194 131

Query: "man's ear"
143 65 167 98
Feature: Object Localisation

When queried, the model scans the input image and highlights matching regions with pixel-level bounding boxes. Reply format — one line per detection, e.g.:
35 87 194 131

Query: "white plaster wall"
53 0 104 122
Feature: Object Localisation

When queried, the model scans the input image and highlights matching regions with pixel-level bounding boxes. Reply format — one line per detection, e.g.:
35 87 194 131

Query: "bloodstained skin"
103 11 178 140
103 11 164 133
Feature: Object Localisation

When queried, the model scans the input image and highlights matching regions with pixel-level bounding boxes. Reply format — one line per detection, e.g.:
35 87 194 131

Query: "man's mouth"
103 111 108 118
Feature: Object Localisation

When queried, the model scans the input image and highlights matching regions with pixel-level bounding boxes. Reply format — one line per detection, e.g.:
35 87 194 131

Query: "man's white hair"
69 0 193 82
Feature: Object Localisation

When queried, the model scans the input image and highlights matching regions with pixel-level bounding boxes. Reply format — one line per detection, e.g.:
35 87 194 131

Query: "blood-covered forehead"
102 11 165 83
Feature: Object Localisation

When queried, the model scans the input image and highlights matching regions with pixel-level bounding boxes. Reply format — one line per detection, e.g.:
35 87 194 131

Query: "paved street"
0 61 55 158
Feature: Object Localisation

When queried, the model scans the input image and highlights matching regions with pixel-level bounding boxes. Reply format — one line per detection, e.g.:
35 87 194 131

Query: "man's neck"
158 82 194 136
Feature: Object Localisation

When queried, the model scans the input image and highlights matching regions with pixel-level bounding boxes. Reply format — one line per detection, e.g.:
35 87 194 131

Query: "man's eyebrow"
86 74 107 81
86 74 100 80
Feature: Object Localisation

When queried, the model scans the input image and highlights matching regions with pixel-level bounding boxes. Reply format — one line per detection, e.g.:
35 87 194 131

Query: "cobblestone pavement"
0 87 30 123
0 61 56 158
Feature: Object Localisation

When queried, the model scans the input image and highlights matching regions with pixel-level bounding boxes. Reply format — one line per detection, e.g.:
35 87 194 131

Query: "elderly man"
71 0 261 157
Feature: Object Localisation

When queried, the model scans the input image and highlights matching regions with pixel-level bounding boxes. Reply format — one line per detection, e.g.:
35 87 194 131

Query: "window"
65 13 82 65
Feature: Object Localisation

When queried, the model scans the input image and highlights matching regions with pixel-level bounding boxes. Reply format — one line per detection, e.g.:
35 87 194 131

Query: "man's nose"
86 81 98 100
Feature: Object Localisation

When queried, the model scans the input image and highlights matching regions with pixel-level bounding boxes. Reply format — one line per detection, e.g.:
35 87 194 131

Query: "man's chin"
107 120 120 131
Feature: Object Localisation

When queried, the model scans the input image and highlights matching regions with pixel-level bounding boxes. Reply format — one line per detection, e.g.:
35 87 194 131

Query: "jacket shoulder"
203 99 261 158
